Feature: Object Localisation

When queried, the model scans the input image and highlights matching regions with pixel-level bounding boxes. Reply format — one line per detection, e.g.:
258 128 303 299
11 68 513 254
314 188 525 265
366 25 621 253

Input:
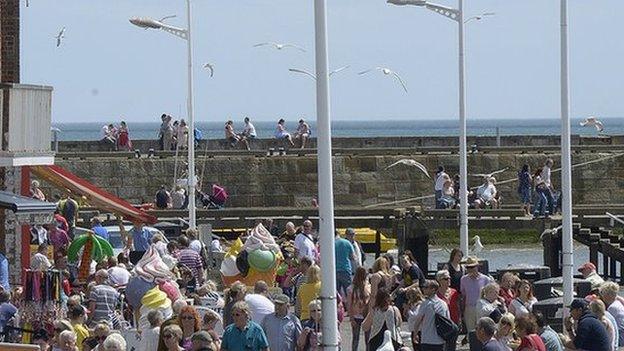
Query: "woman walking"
363 288 403 351
347 266 371 351
517 164 532 216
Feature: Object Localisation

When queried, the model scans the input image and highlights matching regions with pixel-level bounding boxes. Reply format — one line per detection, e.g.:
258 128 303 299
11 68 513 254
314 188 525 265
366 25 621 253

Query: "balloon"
220 256 240 277
236 251 250 277
126 277 156 309
141 287 170 309
158 281 181 302
248 250 276 272
226 238 243 258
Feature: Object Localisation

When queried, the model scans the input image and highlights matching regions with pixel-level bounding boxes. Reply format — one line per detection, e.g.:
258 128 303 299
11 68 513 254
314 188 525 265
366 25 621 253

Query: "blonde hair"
372 257 389 274
499 313 515 330
232 301 251 317
225 281 247 305
589 299 607 318
162 324 183 341
599 281 619 298
481 282 500 299
306 265 321 284
308 299 321 311
58 330 77 344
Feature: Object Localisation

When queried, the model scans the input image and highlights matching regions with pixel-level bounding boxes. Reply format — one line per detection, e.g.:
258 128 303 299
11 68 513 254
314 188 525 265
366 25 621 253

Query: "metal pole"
496 126 501 147
458 0 469 255
313 0 338 350
186 0 197 229
560 0 574 321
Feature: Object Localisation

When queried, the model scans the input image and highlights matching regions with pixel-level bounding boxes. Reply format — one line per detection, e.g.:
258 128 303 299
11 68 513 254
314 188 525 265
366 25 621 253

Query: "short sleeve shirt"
416 295 449 345
334 238 354 274
222 321 269 351
131 227 153 251
261 313 302 351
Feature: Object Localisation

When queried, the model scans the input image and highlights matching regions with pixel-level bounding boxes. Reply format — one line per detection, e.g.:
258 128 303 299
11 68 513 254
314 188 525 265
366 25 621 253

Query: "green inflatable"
247 250 276 272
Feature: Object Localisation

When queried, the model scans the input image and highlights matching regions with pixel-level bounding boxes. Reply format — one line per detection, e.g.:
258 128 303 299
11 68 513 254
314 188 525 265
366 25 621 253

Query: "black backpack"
435 312 459 342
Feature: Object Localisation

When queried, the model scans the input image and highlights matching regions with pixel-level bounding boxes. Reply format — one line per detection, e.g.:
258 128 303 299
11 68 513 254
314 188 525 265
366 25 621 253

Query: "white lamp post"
313 0 339 350
560 0 574 321
387 0 470 255
129 0 197 229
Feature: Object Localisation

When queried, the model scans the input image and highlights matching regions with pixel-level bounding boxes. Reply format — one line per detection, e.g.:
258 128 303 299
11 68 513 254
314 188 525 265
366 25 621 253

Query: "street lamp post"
387 0 469 255
130 0 197 229
560 0 574 321
313 1 339 350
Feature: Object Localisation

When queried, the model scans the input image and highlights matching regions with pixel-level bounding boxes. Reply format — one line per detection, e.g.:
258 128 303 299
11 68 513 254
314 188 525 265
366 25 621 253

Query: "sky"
21 0 624 123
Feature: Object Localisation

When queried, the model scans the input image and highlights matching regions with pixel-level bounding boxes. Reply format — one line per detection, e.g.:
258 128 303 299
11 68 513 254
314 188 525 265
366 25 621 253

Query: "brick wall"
1 0 20 83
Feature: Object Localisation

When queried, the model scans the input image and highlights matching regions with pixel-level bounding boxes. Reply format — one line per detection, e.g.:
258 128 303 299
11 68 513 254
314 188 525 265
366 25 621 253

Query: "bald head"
95 269 109 284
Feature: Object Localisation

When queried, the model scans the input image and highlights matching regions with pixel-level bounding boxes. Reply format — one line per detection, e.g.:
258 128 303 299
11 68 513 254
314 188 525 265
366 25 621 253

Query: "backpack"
434 311 459 342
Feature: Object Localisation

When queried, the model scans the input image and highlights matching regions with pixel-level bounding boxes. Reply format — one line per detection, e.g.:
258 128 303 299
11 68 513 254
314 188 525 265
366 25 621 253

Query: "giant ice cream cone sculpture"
221 223 282 286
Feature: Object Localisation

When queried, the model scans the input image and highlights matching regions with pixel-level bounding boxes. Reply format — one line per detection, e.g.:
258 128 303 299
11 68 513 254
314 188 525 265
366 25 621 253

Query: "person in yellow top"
68 305 90 351
296 264 322 321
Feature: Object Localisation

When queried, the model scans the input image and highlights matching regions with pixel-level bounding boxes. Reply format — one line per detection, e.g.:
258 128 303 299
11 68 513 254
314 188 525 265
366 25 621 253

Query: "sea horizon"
51 117 623 141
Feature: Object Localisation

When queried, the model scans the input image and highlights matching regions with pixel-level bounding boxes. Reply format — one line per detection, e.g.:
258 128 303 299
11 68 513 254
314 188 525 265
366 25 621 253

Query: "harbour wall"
55 134 624 152
44 152 624 208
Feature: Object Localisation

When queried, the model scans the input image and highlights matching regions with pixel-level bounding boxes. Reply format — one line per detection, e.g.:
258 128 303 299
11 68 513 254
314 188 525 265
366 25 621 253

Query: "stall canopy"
30 165 157 224
0 191 57 224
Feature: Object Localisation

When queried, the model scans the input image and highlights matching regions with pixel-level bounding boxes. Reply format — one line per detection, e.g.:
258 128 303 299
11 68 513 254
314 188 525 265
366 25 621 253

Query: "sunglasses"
182 316 195 320
233 312 244 317
163 334 174 340
310 309 321 312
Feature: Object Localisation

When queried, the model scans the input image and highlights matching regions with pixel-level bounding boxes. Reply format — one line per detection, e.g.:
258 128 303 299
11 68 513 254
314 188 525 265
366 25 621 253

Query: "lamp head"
129 17 163 29
387 0 427 6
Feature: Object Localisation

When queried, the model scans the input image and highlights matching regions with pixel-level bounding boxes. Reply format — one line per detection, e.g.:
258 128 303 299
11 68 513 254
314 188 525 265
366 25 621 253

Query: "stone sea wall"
44 152 624 208
56 134 623 152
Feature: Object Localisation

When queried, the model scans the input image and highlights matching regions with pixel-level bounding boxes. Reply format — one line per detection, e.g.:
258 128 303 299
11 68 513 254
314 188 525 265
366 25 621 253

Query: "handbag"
434 311 459 342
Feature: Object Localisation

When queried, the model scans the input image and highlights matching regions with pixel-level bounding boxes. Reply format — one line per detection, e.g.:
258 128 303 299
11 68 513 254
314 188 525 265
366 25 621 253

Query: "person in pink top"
47 220 70 256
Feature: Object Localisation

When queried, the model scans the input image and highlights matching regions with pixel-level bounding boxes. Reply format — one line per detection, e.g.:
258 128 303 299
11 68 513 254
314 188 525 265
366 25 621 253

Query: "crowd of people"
223 118 311 150
433 167 499 210
101 122 133 151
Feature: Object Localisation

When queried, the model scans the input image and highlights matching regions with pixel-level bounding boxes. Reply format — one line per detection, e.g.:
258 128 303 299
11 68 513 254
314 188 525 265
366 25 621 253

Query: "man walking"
244 281 275 324
222 301 269 351
334 230 355 301
413 279 450 351
88 270 121 328
261 294 302 351
177 235 205 286
345 228 364 269
294 220 317 261
460 257 491 348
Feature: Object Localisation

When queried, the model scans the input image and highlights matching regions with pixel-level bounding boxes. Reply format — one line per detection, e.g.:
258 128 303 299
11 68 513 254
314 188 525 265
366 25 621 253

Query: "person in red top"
515 315 546 351
499 272 519 308
54 210 69 232
436 269 461 351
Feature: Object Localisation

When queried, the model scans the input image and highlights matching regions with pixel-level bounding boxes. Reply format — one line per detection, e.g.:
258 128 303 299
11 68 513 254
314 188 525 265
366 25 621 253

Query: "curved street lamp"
129 1 198 230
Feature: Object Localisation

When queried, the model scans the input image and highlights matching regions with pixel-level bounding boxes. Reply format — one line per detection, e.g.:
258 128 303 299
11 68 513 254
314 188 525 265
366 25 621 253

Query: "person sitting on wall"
472 177 499 209
438 177 456 209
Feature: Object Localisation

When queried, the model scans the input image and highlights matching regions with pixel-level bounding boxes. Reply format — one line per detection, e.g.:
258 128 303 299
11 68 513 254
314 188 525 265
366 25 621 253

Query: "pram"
200 184 228 209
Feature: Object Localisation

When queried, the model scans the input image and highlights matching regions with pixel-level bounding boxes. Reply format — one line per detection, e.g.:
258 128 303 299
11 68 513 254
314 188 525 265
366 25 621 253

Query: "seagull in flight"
55 27 65 47
383 159 430 178
358 67 408 93
580 116 604 132
254 42 306 52
288 65 350 80
465 12 495 23
469 167 508 178
472 235 484 254
203 63 214 77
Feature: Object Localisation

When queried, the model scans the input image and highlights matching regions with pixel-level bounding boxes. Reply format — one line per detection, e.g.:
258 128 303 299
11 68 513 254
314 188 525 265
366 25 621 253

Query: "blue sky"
21 0 624 123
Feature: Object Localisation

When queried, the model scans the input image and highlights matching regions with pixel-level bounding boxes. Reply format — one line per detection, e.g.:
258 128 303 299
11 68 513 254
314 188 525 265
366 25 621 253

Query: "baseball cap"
577 262 596 272
569 298 588 310
273 294 290 305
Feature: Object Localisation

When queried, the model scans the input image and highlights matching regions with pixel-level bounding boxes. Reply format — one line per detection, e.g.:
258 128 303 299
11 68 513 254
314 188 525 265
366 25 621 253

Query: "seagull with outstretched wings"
55 27 66 47
254 42 306 52
289 65 350 81
203 63 214 77
469 167 508 178
383 159 430 178
358 67 408 93
580 116 604 132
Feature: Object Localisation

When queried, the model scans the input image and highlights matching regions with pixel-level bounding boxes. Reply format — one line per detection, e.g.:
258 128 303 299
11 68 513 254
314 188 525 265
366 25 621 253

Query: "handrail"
606 212 624 226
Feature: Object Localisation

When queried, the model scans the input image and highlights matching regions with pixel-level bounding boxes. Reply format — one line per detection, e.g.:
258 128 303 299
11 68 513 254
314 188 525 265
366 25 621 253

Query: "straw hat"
463 256 480 267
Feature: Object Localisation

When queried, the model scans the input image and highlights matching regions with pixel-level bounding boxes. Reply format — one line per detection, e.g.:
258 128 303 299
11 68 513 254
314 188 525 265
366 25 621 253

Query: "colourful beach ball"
248 249 276 272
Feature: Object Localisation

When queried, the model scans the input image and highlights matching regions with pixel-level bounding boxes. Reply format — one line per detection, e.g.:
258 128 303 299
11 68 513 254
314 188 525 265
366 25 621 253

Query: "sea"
52 117 624 141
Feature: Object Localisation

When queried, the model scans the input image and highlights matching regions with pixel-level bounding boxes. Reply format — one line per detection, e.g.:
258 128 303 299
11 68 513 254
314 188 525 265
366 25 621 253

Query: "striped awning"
30 165 157 224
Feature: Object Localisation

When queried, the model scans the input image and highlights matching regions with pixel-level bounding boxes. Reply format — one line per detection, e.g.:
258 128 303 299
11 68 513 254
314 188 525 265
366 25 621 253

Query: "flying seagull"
358 67 408 93
472 235 484 254
55 27 65 47
469 167 508 178
580 116 604 132
253 42 306 52
203 63 214 77
383 159 430 178
288 65 350 80
465 12 495 23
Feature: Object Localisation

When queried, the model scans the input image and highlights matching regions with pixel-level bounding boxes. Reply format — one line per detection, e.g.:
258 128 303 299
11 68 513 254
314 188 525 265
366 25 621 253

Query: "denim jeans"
544 188 555 214
534 189 548 216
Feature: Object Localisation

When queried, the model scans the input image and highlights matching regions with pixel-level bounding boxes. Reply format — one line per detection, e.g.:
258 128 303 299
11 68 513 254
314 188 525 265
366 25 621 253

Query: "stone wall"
55 134 624 153
42 152 624 208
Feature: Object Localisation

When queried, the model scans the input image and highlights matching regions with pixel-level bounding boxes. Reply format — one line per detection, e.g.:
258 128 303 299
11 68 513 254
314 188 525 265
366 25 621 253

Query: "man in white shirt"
242 117 257 139
434 166 448 208
542 159 555 215
294 220 317 261
244 280 275 324
414 279 450 350
30 243 51 271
